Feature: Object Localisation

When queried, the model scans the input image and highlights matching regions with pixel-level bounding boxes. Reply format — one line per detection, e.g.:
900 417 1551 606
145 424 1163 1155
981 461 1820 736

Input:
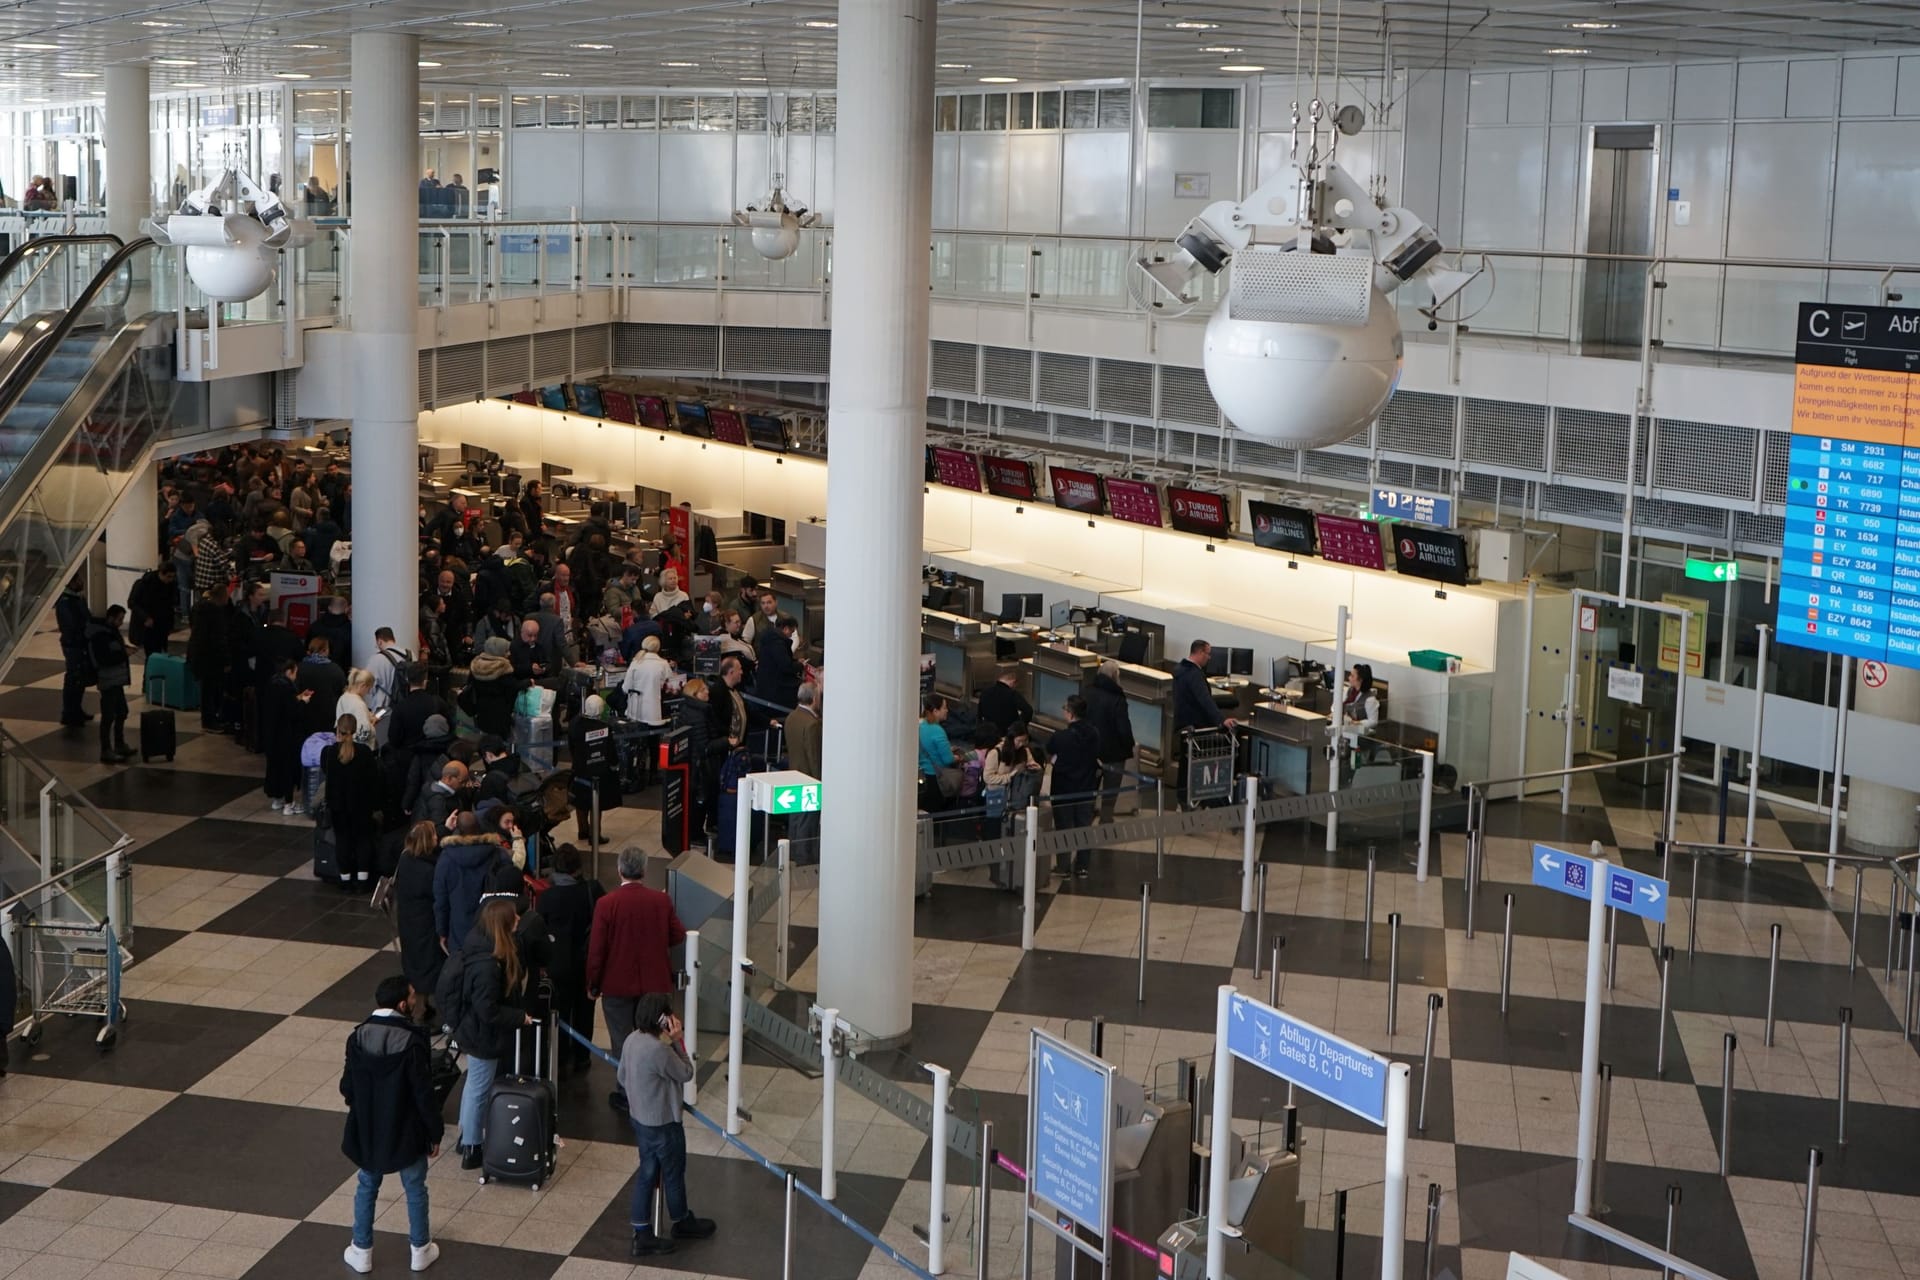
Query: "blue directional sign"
1370 487 1454 528
1225 993 1389 1126
1029 1031 1112 1235
1531 843 1668 923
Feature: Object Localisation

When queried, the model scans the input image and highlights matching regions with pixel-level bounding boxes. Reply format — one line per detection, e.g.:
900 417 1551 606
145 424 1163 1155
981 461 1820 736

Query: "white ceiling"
3 0 1920 98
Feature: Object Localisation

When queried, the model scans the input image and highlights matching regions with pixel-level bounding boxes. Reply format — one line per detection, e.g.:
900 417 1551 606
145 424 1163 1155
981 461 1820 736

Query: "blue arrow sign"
1225 993 1389 1127
1531 843 1668 923
1369 487 1453 528
1029 1032 1111 1235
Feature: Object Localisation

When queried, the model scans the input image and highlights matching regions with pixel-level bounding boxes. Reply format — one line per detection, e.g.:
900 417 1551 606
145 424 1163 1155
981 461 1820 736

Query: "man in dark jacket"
975 667 1032 737
1046 695 1103 879
417 760 471 833
1083 660 1136 824
389 664 450 754
187 583 234 733
85 607 136 764
127 562 178 659
311 596 354 673
1171 639 1234 807
55 577 94 726
588 846 688 1113
433 813 506 950
474 736 528 807
339 974 442 1275
753 615 802 711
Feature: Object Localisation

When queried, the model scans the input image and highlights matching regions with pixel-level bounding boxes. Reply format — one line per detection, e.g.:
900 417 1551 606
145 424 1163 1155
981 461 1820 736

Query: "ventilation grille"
1376 390 1455 457
982 346 1032 401
438 342 486 400
722 327 830 377
1733 512 1784 549
486 335 531 392
532 330 572 383
615 323 719 372
1037 352 1091 409
1462 473 1535 511
1160 428 1203 460
1462 398 1546 471
1303 450 1371 484
575 324 612 374
1114 423 1157 455
1652 419 1756 501
1376 459 1453 492
1095 359 1153 419
418 350 435 410
1761 432 1790 505
1540 484 1624 521
1233 438 1297 477
1054 415 1105 447
930 340 978 396
1000 406 1050 438
1158 366 1219 428
1637 497 1729 541
1228 249 1373 325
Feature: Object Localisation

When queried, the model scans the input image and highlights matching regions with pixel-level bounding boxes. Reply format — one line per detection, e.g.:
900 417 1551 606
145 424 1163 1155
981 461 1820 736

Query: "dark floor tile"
1476 800 1616 849
969 1087 1028 1182
198 877 396 948
1070 845 1247 910
1643 849 1833 911
1445 989 1692 1084
570 1154 899 1277
10 999 282 1093
297 949 410 1022
901 1004 993 1084
1242 914 1447 987
78 765 258 817
1665 951 1899 1030
18 727 153 766
1 656 68 687
1294 1230 1463 1280
60 1094 353 1218
130 926 187 964
0 686 73 721
1701 1086 1920 1196
136 817 314 877
998 949 1230 1033
914 882 1042 946
241 1219 564 1280
1445 879 1635 942
0 1179 41 1226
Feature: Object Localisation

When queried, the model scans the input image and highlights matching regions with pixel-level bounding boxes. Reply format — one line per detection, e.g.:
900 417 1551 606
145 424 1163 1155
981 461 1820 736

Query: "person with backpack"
616 991 716 1257
339 975 442 1275
440 898 534 1170
535 844 602 1077
367 626 412 715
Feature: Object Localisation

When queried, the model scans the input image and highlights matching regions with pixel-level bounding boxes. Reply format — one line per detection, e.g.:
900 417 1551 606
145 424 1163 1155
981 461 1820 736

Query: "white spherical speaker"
750 220 801 261
184 216 277 302
1202 288 1404 448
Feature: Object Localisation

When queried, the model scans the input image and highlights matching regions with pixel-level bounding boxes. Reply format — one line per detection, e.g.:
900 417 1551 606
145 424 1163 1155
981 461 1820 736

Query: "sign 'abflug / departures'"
1780 303 1920 668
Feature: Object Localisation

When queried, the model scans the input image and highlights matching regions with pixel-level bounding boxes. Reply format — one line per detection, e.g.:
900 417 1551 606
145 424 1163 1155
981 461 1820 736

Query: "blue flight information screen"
1778 303 1920 668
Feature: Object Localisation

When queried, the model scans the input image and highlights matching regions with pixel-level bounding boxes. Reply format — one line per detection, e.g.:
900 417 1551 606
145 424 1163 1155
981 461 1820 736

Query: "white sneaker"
270 799 283 812
286 804 305 817
410 1241 440 1272
343 1243 373 1274
356 871 370 882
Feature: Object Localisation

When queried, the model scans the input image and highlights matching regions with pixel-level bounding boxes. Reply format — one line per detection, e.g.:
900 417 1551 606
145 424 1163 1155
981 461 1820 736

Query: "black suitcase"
480 1022 557 1189
313 809 337 881
139 708 176 762
238 685 260 753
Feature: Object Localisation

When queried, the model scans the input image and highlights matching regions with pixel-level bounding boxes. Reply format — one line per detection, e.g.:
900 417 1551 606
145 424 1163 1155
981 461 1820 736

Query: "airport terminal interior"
2 2 1920 1279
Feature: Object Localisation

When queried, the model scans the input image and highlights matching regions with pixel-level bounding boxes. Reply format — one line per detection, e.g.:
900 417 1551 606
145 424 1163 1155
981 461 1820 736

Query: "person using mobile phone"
614 992 715 1257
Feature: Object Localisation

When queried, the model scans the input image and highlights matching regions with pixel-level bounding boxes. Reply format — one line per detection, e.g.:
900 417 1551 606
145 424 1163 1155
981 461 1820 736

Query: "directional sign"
749 770 822 814
769 783 821 814
1029 1030 1112 1235
1684 558 1740 583
1225 992 1389 1126
1531 843 1667 922
1369 487 1454 528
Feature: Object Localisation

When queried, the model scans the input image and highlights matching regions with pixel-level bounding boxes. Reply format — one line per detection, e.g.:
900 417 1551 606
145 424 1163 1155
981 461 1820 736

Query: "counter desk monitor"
1203 646 1254 678
999 592 1044 623
571 384 605 419
928 639 965 696
775 594 808 634
1047 600 1072 630
1030 668 1085 722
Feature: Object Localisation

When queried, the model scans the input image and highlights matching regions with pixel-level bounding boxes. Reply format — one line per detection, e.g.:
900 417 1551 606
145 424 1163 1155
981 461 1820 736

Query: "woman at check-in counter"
1335 663 1383 770
917 694 958 813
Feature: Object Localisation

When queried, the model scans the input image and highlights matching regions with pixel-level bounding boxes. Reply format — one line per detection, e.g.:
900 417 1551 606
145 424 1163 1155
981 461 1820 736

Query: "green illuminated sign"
1684 558 1738 583
769 783 822 814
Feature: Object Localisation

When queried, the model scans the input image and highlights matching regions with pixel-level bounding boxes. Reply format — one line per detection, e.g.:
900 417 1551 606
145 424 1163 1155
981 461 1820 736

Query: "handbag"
935 765 965 799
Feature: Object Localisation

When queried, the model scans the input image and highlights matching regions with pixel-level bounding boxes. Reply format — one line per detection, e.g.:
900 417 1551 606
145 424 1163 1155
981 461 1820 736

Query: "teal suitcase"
144 652 200 710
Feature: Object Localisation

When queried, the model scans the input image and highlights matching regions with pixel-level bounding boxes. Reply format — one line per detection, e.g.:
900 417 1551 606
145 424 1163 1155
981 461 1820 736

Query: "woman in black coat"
320 714 382 888
533 843 602 1075
261 657 303 812
392 822 444 998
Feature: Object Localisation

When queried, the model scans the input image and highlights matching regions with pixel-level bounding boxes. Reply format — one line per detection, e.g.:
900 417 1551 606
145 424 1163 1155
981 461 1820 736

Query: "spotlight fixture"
418 60 442 67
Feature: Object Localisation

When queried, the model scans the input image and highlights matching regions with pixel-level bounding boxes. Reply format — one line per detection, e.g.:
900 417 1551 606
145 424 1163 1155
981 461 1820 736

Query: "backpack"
434 946 468 1033
960 750 986 800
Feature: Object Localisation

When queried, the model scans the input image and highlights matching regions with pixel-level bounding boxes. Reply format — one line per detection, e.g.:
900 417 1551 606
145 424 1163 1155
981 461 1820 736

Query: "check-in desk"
770 564 826 651
922 610 999 703
1113 662 1175 781
1248 701 1329 798
1022 644 1101 735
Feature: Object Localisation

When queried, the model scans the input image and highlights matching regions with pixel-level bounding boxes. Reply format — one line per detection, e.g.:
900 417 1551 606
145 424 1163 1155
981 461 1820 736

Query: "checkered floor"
3 622 1918 1280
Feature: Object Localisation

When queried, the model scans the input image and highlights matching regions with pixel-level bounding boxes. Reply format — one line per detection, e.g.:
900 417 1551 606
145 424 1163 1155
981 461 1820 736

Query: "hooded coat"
339 1013 442 1174
431 831 508 948
464 644 523 738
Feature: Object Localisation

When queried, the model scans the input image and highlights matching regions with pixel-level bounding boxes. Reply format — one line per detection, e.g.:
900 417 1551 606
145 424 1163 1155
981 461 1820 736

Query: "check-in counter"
922 610 998 703
1112 662 1174 779
1249 700 1329 797
1022 643 1101 734
770 564 826 648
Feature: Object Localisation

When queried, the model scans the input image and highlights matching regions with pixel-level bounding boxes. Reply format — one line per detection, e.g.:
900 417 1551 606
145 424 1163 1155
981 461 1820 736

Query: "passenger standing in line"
616 991 716 1258
392 822 445 999
1045 695 1102 879
671 679 713 837
916 693 957 813
1170 638 1234 806
535 844 603 1077
448 898 534 1170
55 577 95 727
187 583 234 734
587 847 688 1114
84 606 135 764
784 683 823 863
261 656 304 813
433 808 504 954
339 974 442 1276
126 561 178 663
321 714 382 889
974 667 1032 737
1083 659 1137 823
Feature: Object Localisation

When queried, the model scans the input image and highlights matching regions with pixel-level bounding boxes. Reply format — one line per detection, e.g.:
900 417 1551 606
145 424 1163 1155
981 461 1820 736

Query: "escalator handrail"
0 234 126 327
0 236 156 425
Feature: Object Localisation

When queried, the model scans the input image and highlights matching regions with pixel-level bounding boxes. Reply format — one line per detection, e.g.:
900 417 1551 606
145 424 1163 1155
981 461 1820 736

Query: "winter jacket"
126 571 176 653
1046 718 1102 796
186 598 230 680
786 705 822 779
1171 658 1226 732
464 652 523 738
83 619 131 690
536 873 602 992
449 929 527 1062
976 681 1033 735
1083 674 1136 765
55 587 91 665
403 732 456 813
311 612 353 673
388 689 452 756
621 652 672 724
585 880 687 999
432 832 507 946
338 1012 443 1174
295 655 347 737
320 742 381 835
754 625 801 711
394 851 443 994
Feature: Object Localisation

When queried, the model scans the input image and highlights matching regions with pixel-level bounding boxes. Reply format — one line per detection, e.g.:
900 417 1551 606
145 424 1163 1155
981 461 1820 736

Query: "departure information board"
1778 303 1920 667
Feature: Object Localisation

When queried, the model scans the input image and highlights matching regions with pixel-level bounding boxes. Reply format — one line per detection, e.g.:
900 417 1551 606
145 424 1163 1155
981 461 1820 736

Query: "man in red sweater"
588 846 688 1113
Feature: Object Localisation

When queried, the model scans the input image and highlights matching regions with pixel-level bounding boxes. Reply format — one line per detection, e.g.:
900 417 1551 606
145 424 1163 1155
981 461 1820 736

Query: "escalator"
0 236 179 675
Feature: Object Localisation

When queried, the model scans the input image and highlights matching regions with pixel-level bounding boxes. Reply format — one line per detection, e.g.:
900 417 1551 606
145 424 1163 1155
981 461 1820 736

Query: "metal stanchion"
820 1007 839 1201
1607 907 1619 992
1719 1032 1737 1177
1155 778 1164 879
1464 824 1479 941
1364 845 1377 961
1800 1148 1823 1280
976 1120 993 1280
928 1063 950 1275
1090 1015 1105 1059
1765 922 1782 1047
1849 868 1863 974
1422 1182 1441 1280
1837 1006 1852 1147
1661 1184 1682 1280
1656 945 1674 1077
782 1171 796 1280
1500 893 1515 1015
1268 938 1284 1008
1137 881 1150 1003
776 838 791 984
1593 1062 1613 1214
1418 994 1443 1132
1906 915 1918 1039
1253 862 1269 977
1655 837 1671 954
1688 855 1701 958
1386 912 1402 1038
1186 1063 1203 1212
1332 1188 1348 1280
1887 877 1903 983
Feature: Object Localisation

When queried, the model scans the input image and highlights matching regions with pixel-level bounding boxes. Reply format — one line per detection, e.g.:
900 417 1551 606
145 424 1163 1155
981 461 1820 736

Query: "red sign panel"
1049 466 1104 514
1166 486 1229 538
1103 478 1163 528
1315 514 1385 570
600 390 636 424
708 408 748 446
929 446 983 491
982 456 1036 501
637 396 669 429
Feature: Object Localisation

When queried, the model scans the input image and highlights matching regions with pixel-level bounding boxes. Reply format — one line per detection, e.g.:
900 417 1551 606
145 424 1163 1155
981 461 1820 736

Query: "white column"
104 63 151 245
815 0 935 1043
1847 664 1920 855
347 34 421 667
103 459 158 608
1573 857 1609 1215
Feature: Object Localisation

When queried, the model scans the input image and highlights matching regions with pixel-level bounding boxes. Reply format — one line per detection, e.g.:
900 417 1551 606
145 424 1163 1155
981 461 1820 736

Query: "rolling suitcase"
143 652 200 710
139 708 177 762
480 1021 557 1189
312 806 338 881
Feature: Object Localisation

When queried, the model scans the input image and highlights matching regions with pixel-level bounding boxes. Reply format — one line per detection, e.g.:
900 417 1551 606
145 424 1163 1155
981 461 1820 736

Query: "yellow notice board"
1659 593 1709 676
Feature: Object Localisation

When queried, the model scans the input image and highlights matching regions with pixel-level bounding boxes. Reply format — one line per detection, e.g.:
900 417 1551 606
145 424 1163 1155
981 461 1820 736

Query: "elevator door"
1581 126 1657 349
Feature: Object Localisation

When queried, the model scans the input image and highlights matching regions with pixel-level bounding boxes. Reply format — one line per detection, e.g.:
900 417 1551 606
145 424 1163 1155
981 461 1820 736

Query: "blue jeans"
353 1156 430 1248
629 1119 689 1231
459 1056 497 1148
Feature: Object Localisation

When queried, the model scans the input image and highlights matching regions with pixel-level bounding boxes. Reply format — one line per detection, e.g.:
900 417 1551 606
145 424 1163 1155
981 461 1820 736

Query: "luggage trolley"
20 919 126 1052
1183 726 1237 807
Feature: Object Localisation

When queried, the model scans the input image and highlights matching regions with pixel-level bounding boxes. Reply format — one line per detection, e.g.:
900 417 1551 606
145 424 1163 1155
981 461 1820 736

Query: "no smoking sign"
1862 660 1889 689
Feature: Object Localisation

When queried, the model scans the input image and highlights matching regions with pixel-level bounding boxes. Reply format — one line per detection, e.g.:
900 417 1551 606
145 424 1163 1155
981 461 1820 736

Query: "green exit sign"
769 783 822 814
1685 558 1739 583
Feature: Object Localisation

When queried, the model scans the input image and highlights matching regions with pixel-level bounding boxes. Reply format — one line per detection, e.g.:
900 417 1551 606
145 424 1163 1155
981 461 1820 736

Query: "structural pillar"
103 460 159 608
346 33 420 667
1846 665 1920 855
104 63 151 245
815 0 936 1043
